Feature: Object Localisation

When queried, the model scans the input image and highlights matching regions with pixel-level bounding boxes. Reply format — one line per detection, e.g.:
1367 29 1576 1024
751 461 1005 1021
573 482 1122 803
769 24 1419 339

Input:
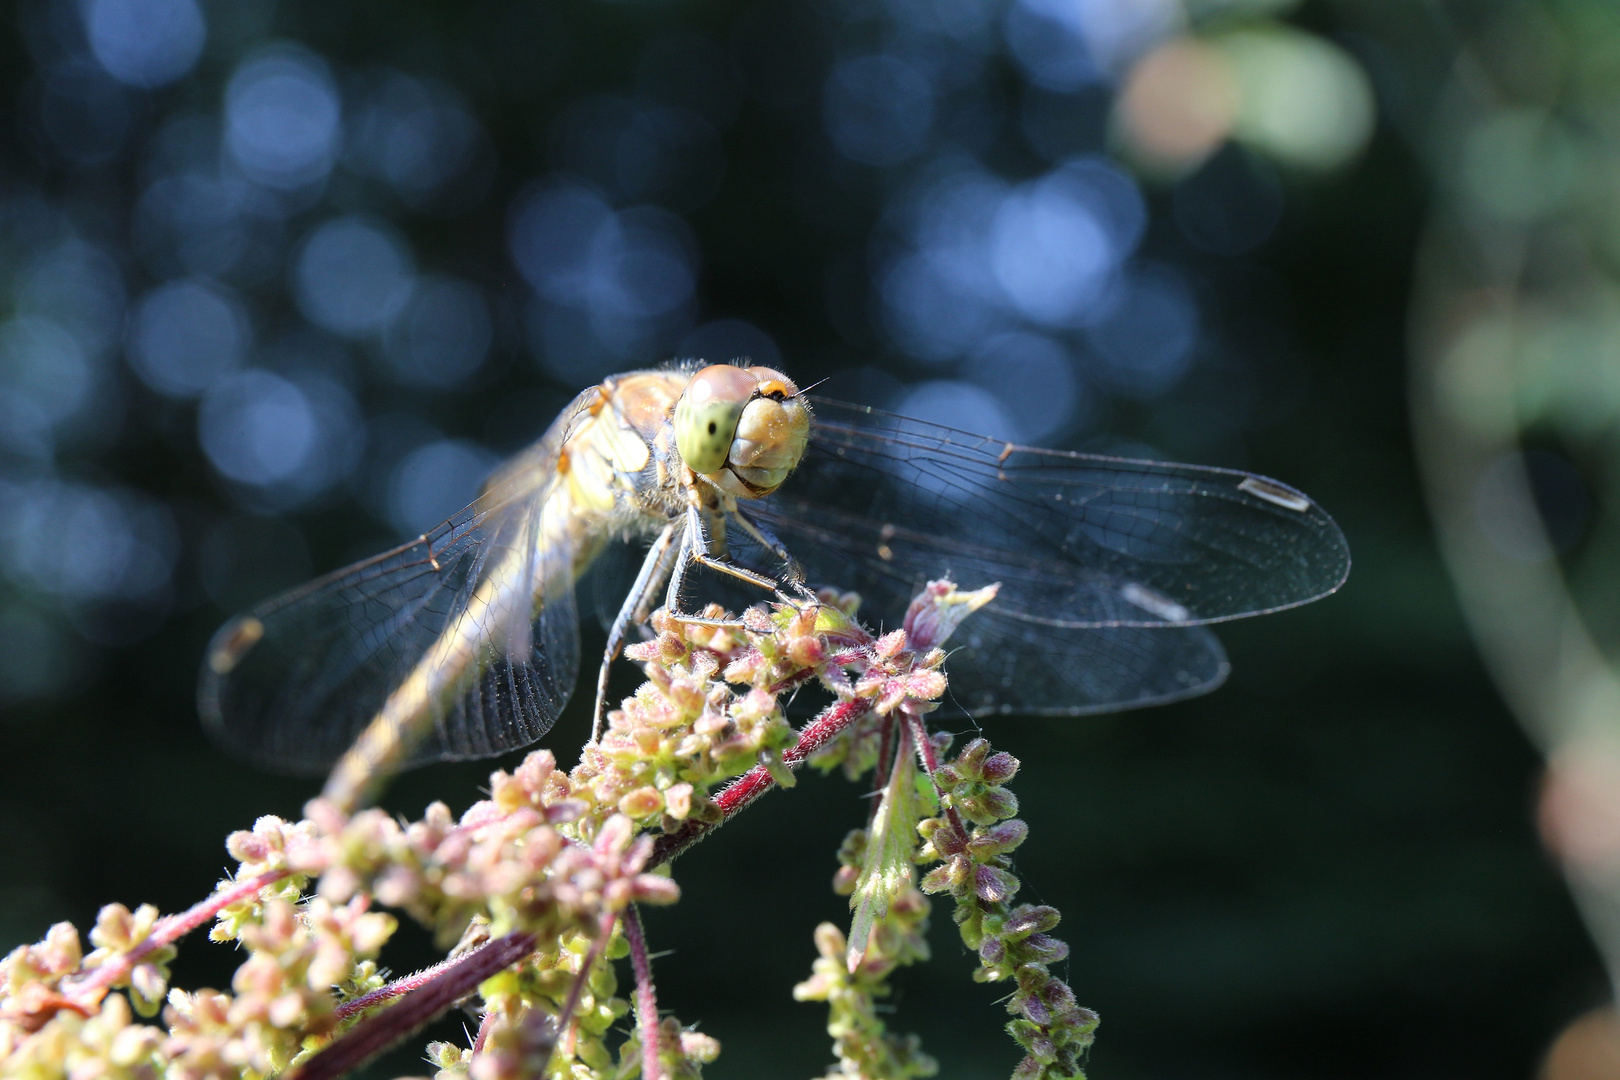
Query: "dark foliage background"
0 0 1600 1076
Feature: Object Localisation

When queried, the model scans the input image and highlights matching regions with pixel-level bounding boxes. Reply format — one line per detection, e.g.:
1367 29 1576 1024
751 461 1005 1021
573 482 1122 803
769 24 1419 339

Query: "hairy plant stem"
905 709 966 840
286 930 538 1080
651 696 876 868
622 905 663 1080
62 867 293 1006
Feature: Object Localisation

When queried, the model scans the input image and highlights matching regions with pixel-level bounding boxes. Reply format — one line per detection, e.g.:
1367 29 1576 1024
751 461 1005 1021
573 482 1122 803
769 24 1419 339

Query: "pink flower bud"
874 629 907 659
788 634 825 668
1005 905 1061 937
631 875 681 906
1021 933 1068 964
974 865 1019 903
979 751 1019 784
967 819 1028 857
618 786 665 818
268 990 306 1028
226 831 270 863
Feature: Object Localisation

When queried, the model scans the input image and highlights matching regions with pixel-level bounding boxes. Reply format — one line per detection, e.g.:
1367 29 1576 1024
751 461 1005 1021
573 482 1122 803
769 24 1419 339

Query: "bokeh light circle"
126 279 249 399
382 276 492 388
387 439 498 537
293 216 415 338
225 46 342 190
84 0 206 89
198 369 318 486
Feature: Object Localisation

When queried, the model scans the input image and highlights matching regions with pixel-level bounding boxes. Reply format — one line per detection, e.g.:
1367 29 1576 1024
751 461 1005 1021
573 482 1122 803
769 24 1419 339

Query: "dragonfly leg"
681 504 794 595
663 504 791 625
731 506 807 592
591 521 682 744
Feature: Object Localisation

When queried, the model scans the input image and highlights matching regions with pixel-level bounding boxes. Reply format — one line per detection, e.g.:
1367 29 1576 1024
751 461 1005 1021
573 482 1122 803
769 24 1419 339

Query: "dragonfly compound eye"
724 367 810 496
676 364 757 474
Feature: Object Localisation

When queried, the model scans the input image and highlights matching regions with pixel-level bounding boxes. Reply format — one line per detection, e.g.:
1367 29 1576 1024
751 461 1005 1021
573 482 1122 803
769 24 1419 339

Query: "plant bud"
979 751 1019 784
1021 933 1069 964
967 819 1027 857
1004 904 1061 937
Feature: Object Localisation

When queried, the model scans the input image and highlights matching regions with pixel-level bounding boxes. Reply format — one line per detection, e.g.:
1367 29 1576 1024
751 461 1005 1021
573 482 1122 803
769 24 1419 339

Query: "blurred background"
3 0 1618 1075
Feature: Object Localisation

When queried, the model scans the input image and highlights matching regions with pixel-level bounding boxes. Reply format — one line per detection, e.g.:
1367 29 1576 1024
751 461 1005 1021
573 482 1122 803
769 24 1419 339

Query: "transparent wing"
198 435 584 776
737 397 1348 716
937 612 1228 717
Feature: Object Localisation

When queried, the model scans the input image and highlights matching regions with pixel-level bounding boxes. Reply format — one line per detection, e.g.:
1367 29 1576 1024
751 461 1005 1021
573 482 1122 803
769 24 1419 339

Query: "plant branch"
552 911 617 1060
651 696 875 868
286 930 537 1080
906 708 967 841
333 938 493 1024
64 867 293 1003
622 905 663 1080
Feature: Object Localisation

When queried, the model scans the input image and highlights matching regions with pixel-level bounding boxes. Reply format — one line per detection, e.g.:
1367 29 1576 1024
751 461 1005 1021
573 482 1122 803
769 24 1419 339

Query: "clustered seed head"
918 738 1097 1079
575 605 800 829
1 581 1084 1080
793 898 938 1080
0 592 886 1080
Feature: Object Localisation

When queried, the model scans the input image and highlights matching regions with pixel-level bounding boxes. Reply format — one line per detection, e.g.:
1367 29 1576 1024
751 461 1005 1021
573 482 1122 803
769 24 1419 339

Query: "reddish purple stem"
651 695 874 867
622 905 663 1080
333 940 491 1023
63 867 293 1002
286 931 538 1080
906 708 967 841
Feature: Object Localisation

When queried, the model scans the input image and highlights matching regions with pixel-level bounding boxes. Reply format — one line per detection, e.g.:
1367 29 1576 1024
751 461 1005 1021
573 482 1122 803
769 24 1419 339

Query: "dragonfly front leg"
591 520 682 744
668 503 798 622
731 506 816 604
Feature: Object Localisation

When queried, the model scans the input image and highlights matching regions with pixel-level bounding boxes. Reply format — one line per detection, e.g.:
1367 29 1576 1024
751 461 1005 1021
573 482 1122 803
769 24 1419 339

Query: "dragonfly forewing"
733 398 1347 716
199 444 581 775
771 399 1349 627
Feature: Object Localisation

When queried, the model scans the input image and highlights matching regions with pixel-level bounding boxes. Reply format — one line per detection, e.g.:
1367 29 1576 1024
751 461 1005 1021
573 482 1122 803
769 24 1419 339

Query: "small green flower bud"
130 961 168 1016
917 817 965 856
1020 991 1052 1026
969 786 1018 822
920 865 954 895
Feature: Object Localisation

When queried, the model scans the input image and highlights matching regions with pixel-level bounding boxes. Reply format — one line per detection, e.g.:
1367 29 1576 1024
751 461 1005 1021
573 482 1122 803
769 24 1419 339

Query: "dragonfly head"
675 363 811 498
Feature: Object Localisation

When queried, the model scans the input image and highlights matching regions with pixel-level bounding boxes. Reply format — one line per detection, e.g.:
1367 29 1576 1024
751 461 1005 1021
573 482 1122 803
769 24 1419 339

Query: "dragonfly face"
673 364 811 497
198 362 1350 810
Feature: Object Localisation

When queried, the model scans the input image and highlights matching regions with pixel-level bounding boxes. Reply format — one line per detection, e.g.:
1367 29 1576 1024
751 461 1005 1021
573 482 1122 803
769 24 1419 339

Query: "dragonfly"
199 364 1350 810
